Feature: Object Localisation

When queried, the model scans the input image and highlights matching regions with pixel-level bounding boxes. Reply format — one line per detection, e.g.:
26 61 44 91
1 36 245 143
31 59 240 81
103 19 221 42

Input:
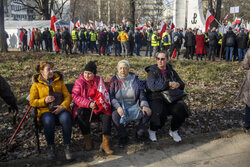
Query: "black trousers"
149 99 188 131
185 46 194 59
76 107 112 135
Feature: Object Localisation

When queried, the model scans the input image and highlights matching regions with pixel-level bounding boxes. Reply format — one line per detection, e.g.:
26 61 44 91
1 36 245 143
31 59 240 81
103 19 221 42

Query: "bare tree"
0 0 7 52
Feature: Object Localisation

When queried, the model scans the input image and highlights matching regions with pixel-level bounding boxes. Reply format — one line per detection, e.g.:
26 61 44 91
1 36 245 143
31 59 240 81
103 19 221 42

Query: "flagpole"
214 18 222 27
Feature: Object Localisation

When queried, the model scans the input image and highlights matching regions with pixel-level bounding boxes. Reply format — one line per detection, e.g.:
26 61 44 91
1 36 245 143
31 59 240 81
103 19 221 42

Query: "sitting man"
145 51 190 142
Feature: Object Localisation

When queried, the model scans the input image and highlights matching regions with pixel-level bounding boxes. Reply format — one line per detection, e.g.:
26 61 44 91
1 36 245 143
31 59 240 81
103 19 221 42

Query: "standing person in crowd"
134 28 143 56
151 29 160 57
184 28 196 60
43 28 50 52
114 28 121 56
71 28 79 54
208 27 218 61
34 28 39 52
171 28 182 59
29 62 73 160
217 31 223 58
236 29 248 61
80 27 88 54
89 29 98 54
98 29 107 56
22 29 27 51
161 28 172 56
237 49 250 133
128 27 135 57
109 60 152 148
49 28 54 52
107 29 114 56
62 27 72 54
195 30 206 60
145 51 190 142
54 29 62 54
117 28 129 57
223 27 236 61
145 29 153 57
72 61 114 154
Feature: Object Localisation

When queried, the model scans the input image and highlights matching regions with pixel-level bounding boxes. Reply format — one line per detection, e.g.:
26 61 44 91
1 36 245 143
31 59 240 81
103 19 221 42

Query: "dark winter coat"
184 31 195 47
107 32 114 45
223 30 236 47
113 32 120 44
135 32 143 44
145 64 185 101
236 32 248 49
208 31 218 46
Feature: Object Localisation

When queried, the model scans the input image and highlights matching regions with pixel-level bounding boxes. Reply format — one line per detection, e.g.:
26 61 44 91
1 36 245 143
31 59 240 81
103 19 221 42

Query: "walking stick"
9 105 32 144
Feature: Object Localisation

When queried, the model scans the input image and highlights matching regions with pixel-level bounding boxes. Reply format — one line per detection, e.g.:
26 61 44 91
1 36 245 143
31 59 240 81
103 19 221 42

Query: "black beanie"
84 61 97 74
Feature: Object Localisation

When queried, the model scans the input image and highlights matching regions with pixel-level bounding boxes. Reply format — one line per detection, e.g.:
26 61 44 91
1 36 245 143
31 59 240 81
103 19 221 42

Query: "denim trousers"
41 111 72 146
135 43 141 56
226 47 234 61
238 48 247 61
245 105 250 127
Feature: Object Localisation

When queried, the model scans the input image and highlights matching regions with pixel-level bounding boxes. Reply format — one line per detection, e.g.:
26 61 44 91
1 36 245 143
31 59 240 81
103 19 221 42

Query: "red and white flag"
223 13 230 21
93 78 111 115
234 17 241 25
28 28 35 48
75 20 80 28
170 21 175 30
17 28 24 46
50 10 57 32
89 20 94 24
205 10 215 32
159 20 167 38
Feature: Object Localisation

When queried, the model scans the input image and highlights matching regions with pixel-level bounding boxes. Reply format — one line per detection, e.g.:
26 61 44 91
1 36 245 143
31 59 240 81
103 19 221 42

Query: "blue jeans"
135 43 141 56
146 42 152 56
107 44 112 54
245 105 250 127
114 43 121 56
238 48 247 61
41 111 72 145
226 47 234 61
82 41 87 54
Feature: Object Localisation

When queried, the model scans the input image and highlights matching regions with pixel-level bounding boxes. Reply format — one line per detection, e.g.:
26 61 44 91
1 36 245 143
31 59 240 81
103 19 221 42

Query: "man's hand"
45 96 55 104
142 106 152 116
52 105 65 115
117 107 124 117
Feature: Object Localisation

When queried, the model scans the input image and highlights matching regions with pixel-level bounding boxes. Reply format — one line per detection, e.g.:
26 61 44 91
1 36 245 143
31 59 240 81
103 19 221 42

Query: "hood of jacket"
32 71 63 84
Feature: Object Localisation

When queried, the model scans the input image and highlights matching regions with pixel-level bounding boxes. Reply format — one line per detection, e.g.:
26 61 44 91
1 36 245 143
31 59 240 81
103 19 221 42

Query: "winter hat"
84 61 97 74
117 60 130 69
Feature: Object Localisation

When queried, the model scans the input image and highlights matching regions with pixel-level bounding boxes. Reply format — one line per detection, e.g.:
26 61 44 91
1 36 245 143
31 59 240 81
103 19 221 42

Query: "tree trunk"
107 0 111 25
98 0 101 21
129 0 135 29
42 0 50 20
208 0 215 15
0 0 7 52
215 0 222 21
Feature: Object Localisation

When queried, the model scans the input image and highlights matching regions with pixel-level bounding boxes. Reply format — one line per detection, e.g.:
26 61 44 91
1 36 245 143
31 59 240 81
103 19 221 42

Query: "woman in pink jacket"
72 61 113 154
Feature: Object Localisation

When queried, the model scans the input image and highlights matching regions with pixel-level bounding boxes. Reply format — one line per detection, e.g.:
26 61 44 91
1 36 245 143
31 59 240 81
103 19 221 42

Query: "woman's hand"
142 106 152 116
169 82 180 90
52 105 65 115
117 107 124 117
45 96 55 104
89 101 98 110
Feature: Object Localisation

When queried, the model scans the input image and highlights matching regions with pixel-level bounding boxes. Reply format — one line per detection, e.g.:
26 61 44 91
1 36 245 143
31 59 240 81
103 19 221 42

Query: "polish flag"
171 21 175 30
138 24 143 32
89 20 94 24
17 28 24 46
50 10 57 32
234 17 241 25
223 13 230 21
28 28 35 48
75 20 80 27
205 10 215 32
172 48 177 59
93 78 111 115
159 20 167 38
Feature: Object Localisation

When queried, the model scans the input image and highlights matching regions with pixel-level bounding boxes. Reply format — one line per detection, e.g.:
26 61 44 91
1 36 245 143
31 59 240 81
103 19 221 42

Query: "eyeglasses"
156 57 166 61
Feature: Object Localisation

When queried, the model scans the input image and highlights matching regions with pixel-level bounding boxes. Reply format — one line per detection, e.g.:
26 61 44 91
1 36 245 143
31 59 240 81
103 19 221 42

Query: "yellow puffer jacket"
30 71 71 120
117 31 129 42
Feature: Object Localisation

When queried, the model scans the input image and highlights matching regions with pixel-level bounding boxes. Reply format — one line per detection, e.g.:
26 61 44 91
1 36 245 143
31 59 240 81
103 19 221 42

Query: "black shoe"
136 133 146 142
47 145 56 160
119 137 128 148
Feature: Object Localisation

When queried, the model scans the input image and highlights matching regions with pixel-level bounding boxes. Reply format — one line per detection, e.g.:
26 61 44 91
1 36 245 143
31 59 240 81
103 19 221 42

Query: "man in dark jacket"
184 28 196 59
107 29 114 56
62 27 72 54
134 28 143 56
113 29 121 56
98 29 107 56
145 29 153 57
54 29 62 53
208 27 218 61
236 29 248 61
223 27 236 61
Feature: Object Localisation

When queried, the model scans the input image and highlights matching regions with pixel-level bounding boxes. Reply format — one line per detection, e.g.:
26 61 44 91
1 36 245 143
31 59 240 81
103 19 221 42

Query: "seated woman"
145 51 190 142
109 60 151 148
30 61 72 160
72 61 113 154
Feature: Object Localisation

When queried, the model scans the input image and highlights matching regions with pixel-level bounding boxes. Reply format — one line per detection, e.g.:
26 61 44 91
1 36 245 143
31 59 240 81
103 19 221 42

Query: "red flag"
54 37 59 52
172 48 177 59
89 20 94 24
93 78 111 115
205 10 215 32
234 17 241 25
159 21 167 38
29 28 35 48
50 10 57 32
18 29 24 45
223 13 230 21
75 20 80 28
171 22 175 30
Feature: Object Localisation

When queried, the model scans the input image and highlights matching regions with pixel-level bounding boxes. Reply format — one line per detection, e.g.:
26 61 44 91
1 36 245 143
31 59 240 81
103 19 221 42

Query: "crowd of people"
19 25 250 61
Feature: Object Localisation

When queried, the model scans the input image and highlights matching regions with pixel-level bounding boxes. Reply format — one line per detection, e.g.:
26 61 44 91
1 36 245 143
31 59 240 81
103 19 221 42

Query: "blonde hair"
35 61 54 73
197 30 202 35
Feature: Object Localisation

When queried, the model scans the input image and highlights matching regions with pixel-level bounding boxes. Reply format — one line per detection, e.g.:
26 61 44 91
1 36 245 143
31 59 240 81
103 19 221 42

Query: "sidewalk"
1 130 249 167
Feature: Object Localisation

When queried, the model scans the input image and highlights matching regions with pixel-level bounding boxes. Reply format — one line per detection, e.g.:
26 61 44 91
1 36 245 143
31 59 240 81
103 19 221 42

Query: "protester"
195 30 206 60
223 27 236 61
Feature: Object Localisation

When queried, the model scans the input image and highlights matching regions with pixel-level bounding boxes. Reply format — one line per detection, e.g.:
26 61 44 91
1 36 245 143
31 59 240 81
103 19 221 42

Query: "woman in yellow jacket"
30 61 72 160
117 29 129 57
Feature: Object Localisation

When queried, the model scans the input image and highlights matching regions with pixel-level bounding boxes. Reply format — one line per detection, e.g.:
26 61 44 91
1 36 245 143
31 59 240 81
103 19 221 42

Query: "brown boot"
84 134 92 151
100 135 114 155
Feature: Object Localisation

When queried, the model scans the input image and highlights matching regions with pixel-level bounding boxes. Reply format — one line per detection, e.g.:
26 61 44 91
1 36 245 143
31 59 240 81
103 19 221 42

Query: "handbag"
161 89 187 103
48 85 64 111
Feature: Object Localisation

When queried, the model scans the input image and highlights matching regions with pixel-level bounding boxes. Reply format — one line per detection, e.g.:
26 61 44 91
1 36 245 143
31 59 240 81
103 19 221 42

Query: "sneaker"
47 145 56 160
64 144 73 161
169 129 182 142
148 128 157 142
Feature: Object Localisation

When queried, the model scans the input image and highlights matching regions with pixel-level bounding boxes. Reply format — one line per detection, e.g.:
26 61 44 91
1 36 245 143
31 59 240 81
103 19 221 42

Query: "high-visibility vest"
218 33 223 45
162 32 171 46
78 31 82 40
204 33 208 43
50 30 54 39
90 32 97 41
151 34 159 46
147 32 150 41
71 30 77 40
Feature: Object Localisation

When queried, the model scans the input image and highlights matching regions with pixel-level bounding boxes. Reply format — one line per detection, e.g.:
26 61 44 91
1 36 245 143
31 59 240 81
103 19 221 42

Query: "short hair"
117 60 130 69
35 61 54 73
156 51 169 60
